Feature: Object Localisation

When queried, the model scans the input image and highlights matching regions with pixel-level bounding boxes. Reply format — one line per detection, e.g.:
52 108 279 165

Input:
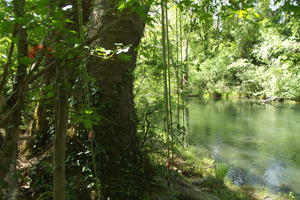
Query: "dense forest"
0 0 299 200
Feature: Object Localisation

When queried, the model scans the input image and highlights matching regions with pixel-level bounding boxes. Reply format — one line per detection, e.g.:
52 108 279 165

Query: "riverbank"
187 93 300 104
151 146 296 200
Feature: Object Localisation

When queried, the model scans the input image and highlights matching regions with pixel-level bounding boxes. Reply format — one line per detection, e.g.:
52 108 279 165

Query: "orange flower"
28 45 54 59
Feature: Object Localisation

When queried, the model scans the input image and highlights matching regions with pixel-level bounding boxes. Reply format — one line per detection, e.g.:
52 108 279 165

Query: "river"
186 98 300 194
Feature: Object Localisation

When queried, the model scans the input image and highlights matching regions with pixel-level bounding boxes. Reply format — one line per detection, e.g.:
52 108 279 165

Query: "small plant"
289 191 296 200
215 163 229 182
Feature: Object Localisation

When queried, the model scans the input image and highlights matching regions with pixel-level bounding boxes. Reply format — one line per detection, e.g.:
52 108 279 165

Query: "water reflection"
187 99 300 193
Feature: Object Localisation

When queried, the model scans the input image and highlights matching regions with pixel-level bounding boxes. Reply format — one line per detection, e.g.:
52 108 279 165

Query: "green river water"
187 99 300 193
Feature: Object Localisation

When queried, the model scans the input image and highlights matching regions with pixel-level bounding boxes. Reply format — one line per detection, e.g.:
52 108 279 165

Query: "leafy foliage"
0 0 299 198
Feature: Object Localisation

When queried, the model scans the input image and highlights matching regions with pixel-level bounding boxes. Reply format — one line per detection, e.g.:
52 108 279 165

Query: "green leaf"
84 110 93 114
0 179 8 189
19 57 32 65
118 54 132 62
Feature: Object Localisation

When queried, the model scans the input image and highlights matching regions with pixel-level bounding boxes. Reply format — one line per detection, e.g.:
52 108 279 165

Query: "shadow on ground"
151 173 257 200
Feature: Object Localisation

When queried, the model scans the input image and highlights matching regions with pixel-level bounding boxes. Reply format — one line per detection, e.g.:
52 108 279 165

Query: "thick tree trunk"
88 1 150 199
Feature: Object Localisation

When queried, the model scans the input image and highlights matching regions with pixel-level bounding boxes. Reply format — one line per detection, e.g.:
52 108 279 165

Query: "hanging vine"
77 0 101 198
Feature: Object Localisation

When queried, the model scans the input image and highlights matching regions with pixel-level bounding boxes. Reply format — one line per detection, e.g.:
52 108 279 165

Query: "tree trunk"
52 1 92 199
0 0 28 199
53 62 69 200
87 1 150 199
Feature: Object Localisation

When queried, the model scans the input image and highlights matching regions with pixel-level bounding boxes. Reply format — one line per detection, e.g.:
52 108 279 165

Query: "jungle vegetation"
0 0 299 199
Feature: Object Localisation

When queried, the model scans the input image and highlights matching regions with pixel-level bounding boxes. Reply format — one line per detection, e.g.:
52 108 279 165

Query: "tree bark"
53 62 69 200
0 0 28 199
87 1 150 199
52 1 92 199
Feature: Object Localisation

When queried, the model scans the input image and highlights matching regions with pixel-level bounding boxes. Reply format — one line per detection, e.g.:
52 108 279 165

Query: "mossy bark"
87 1 151 199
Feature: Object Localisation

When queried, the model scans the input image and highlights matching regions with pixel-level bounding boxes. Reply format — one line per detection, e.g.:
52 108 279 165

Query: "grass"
169 146 297 200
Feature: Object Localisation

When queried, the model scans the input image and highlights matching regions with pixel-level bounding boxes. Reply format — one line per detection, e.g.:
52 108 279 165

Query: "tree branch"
0 28 17 91
1 59 57 125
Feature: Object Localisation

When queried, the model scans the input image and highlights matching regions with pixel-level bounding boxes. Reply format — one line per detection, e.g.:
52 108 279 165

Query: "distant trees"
173 0 300 99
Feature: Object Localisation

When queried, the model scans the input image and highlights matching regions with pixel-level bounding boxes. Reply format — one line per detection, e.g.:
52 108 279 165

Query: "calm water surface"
187 99 300 193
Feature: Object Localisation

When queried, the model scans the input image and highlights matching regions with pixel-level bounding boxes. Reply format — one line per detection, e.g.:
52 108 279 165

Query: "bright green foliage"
183 1 300 100
215 163 229 182
135 1 300 159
